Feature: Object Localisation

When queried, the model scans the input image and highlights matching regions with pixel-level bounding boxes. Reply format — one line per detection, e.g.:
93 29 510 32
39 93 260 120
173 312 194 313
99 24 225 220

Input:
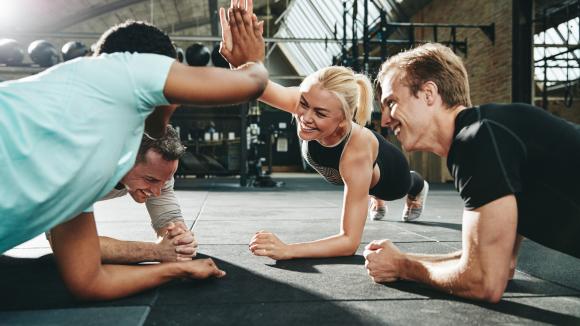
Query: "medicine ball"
28 40 59 67
61 41 88 61
0 39 24 65
185 43 210 66
211 45 229 68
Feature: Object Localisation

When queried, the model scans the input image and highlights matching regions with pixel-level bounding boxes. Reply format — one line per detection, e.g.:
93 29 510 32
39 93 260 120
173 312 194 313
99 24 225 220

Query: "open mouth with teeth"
391 122 401 136
299 121 318 132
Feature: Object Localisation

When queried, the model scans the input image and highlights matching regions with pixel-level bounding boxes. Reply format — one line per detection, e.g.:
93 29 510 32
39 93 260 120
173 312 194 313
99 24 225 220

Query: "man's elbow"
469 274 508 303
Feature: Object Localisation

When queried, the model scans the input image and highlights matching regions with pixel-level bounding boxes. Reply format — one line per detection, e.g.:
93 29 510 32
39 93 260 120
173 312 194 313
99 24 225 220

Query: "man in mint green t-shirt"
0 6 267 300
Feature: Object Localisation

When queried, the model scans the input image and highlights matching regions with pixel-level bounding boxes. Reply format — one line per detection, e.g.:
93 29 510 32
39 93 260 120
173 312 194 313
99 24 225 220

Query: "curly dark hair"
93 20 176 58
138 125 186 162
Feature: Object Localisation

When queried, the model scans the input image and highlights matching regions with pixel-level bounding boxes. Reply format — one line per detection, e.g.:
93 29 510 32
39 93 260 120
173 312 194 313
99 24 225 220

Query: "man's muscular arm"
365 196 518 303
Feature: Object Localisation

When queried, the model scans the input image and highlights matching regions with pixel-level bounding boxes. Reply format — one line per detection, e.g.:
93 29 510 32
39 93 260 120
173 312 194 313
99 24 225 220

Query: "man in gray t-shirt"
50 126 197 263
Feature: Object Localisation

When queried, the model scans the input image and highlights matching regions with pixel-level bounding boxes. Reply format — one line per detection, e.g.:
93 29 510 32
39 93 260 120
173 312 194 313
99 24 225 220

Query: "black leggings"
368 130 425 201
408 171 425 197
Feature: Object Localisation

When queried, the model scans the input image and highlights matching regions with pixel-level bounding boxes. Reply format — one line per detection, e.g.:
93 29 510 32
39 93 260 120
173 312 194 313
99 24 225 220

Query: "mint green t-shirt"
0 52 174 252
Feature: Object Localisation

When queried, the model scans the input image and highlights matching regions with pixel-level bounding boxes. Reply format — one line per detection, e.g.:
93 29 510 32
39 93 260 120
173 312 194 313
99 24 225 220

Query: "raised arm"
364 195 518 303
218 3 300 115
51 212 224 301
259 81 300 114
162 2 267 106
163 61 267 106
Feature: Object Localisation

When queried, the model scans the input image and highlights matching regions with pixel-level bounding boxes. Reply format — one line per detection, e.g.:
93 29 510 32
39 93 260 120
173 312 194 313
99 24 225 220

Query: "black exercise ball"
211 45 229 68
28 40 59 67
185 43 210 66
61 41 88 61
0 39 24 65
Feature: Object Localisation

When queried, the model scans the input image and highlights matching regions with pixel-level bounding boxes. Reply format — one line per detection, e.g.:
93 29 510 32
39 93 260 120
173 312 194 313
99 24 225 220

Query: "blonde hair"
377 43 471 108
303 66 374 126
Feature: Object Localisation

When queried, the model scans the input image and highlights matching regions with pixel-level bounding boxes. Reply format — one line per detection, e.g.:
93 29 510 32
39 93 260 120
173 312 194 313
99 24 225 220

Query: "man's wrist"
397 254 411 280
151 241 165 261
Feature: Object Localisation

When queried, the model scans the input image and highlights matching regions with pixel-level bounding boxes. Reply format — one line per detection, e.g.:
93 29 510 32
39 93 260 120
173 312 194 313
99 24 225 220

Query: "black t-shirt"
447 103 580 258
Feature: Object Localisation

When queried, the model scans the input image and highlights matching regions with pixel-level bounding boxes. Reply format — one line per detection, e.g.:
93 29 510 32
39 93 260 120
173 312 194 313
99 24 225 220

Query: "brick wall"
535 99 580 124
401 0 513 182
413 0 513 105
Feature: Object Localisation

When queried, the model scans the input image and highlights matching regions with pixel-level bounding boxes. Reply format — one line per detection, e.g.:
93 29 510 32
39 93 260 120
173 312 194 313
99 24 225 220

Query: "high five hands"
219 0 265 67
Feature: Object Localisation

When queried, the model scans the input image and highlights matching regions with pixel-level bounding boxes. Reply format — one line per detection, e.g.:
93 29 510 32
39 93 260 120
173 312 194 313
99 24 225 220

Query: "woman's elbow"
337 237 359 256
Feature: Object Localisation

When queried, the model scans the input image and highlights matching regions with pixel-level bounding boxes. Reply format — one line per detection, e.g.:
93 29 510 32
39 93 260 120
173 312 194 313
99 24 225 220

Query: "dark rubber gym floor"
2 173 579 325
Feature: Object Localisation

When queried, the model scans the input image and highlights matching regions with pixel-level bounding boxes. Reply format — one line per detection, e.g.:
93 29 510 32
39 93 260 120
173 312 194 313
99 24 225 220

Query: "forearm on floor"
77 262 185 301
288 234 359 259
405 250 462 263
99 236 159 264
399 255 491 301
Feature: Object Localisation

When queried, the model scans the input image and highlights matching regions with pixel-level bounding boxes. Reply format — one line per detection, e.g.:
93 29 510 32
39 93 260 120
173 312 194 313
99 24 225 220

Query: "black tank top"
301 130 352 186
301 128 412 201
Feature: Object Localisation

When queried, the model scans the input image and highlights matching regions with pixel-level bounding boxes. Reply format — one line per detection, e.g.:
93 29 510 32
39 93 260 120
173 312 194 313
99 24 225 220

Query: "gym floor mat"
1 174 579 325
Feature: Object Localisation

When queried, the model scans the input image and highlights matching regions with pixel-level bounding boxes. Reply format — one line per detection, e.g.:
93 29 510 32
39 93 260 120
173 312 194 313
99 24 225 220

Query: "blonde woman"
220 4 428 260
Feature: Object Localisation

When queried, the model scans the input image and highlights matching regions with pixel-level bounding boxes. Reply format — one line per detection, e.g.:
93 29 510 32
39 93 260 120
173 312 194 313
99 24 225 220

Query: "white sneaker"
402 181 429 222
369 206 388 221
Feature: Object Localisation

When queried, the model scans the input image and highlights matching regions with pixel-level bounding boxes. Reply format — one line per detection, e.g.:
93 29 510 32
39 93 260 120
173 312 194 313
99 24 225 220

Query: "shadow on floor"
0 254 384 325
0 254 157 311
384 281 580 325
398 220 463 232
266 255 365 273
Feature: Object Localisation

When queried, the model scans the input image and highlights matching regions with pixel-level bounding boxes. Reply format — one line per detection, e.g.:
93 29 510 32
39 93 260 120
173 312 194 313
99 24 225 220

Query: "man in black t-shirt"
363 43 580 303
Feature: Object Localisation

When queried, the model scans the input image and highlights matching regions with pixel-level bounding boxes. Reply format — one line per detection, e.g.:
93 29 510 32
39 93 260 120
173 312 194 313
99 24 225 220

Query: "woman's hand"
249 231 292 260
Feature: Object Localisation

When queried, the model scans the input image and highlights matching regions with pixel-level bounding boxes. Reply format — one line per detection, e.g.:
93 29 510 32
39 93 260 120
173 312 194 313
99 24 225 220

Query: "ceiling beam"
45 0 147 32
159 16 212 34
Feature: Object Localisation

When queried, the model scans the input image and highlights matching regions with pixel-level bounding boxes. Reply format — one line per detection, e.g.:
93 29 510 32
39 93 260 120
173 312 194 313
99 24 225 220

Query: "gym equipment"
245 104 283 188
185 43 210 66
0 39 24 65
211 45 229 68
176 47 185 63
61 41 88 61
28 40 59 67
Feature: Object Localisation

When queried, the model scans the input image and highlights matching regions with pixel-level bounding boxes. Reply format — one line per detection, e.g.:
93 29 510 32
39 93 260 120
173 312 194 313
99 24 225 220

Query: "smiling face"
296 79 347 144
120 149 178 203
379 70 432 152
